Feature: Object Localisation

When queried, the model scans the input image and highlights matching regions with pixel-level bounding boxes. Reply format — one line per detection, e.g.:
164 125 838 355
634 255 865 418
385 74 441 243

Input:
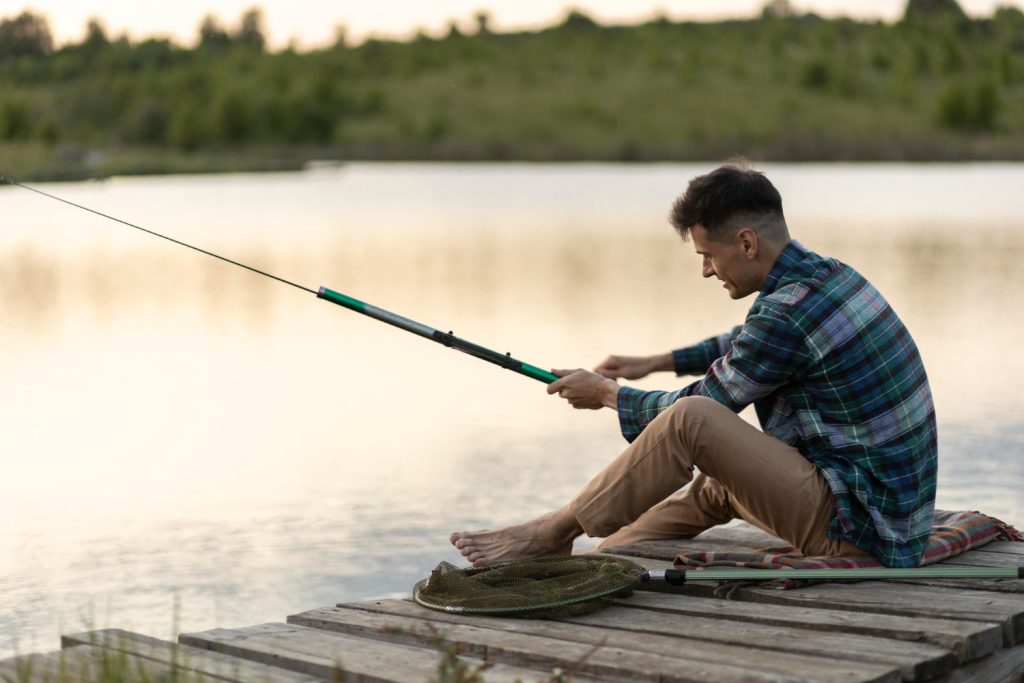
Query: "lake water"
1 163 1022 658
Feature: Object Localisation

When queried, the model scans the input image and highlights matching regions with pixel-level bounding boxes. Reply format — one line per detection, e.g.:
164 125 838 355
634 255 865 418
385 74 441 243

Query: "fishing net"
412 555 645 618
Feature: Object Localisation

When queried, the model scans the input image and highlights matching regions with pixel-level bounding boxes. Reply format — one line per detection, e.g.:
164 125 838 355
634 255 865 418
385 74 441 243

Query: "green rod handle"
317 286 559 384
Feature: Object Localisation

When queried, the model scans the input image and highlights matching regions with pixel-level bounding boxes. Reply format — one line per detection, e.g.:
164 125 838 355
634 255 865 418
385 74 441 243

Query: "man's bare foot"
449 506 583 567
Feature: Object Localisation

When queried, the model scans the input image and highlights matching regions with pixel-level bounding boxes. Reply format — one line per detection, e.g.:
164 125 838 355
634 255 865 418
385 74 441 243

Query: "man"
450 163 937 569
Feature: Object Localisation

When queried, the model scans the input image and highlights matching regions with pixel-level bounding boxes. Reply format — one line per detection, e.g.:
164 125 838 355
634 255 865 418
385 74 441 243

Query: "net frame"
412 556 645 617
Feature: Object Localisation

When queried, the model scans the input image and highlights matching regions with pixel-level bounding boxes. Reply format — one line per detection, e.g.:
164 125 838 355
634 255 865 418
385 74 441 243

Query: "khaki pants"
570 396 868 557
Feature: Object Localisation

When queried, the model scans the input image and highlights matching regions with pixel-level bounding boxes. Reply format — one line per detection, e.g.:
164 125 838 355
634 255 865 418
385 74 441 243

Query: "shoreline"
6 142 1024 183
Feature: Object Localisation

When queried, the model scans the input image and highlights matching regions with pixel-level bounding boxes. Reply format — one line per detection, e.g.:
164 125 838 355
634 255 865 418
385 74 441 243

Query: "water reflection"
1 164 1022 658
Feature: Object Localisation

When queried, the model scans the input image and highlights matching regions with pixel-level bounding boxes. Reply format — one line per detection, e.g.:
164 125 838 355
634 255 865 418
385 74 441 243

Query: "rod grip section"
317 285 559 384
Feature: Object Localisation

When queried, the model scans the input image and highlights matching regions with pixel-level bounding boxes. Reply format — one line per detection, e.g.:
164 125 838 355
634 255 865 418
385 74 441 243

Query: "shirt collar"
760 240 808 296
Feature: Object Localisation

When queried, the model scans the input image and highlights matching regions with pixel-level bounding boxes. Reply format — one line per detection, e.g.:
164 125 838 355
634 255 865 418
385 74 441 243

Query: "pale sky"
1 0 1022 49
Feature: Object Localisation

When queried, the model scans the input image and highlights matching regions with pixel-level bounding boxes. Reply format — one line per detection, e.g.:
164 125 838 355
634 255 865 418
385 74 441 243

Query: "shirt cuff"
616 386 649 443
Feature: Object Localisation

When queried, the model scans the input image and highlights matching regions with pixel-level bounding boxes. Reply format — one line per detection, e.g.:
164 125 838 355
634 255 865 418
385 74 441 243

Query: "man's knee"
665 395 723 428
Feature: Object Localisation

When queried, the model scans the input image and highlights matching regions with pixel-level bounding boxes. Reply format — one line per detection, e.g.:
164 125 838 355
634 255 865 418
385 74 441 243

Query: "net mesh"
412 555 645 618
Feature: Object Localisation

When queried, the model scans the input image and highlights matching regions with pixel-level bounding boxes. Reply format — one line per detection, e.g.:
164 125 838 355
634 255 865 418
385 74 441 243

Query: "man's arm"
617 310 809 442
594 353 673 380
594 325 744 381
671 325 744 377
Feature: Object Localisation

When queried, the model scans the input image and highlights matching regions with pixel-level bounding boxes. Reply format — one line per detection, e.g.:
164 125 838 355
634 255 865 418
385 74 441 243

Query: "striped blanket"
674 510 1023 590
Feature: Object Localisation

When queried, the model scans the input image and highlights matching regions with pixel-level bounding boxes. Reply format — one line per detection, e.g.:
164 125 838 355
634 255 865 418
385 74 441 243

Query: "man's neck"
754 238 790 291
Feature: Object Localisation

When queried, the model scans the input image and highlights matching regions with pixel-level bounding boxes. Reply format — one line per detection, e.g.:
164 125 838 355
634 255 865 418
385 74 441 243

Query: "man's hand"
547 369 620 410
594 352 673 380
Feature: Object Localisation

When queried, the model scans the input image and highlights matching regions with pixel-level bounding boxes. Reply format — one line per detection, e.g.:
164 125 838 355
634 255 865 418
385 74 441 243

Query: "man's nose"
702 264 715 278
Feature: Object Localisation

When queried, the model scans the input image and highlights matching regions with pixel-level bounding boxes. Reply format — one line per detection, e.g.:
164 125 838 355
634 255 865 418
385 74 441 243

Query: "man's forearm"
649 352 675 374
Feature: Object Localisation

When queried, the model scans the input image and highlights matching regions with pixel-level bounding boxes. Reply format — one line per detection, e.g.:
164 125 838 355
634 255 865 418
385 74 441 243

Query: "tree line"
1 0 1023 178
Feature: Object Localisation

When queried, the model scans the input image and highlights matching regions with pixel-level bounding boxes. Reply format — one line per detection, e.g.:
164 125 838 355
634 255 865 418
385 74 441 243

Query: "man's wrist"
603 379 621 409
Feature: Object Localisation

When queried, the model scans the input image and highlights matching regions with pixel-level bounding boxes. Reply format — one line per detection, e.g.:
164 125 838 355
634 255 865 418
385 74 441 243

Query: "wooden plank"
938 550 1021 567
682 582 1024 647
180 622 602 683
933 548 1024 591
62 628 320 682
564 603 957 681
0 644 197 681
328 599 901 683
606 591 1003 664
878 578 1022 595
601 553 1024 646
292 605 821 683
936 642 1024 683
965 542 1024 557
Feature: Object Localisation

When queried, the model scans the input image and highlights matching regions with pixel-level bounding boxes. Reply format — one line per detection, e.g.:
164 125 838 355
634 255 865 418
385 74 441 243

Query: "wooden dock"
3 523 1022 682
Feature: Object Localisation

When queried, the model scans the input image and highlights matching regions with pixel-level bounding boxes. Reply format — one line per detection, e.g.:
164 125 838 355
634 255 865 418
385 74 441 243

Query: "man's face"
690 224 760 300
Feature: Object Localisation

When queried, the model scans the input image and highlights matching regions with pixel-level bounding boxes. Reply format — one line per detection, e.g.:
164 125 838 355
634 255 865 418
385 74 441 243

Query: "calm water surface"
1 163 1022 657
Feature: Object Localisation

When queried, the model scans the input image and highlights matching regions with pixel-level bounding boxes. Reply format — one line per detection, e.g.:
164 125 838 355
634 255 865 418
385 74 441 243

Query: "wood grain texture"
61 628 320 682
314 599 901 683
936 643 1024 683
607 592 1003 663
180 621 603 683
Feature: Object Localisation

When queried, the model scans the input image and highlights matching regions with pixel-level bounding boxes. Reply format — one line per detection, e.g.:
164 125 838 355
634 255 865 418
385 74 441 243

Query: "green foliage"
0 11 52 58
903 0 968 23
0 97 31 140
937 78 1000 131
236 9 266 51
2 3 1024 176
801 57 832 91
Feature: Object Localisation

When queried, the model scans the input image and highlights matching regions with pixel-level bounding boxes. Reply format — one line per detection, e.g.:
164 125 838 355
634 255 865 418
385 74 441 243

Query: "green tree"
474 11 491 35
902 0 968 22
235 8 266 51
0 11 53 58
198 14 231 49
561 9 599 30
83 18 109 49
762 1 795 19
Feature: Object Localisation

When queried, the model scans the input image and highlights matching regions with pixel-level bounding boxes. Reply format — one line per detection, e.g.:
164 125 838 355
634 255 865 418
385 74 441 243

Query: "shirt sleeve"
618 307 809 443
671 325 743 376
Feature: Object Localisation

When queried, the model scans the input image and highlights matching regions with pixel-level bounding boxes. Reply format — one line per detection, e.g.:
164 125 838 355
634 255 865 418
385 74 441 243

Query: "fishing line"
0 175 316 295
0 174 559 384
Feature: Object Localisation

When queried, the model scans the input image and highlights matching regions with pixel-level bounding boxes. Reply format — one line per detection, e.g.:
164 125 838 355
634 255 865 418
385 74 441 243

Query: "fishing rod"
642 565 1024 583
0 175 559 384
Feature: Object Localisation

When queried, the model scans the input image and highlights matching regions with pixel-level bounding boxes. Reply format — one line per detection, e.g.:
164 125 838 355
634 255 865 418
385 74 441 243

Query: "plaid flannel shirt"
617 241 938 567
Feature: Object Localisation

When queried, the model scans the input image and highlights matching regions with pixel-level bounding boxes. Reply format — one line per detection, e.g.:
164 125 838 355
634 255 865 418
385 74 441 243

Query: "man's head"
669 163 791 299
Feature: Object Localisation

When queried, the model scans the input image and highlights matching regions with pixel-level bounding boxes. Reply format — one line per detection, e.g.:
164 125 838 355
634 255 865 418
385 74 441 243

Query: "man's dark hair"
670 162 788 242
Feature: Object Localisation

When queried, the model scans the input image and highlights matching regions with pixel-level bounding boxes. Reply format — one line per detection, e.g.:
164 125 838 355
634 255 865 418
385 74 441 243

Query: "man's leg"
451 396 866 566
575 396 866 556
594 473 736 549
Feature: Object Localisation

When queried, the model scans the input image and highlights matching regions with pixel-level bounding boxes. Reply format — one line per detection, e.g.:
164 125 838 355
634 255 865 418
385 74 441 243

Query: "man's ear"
736 228 759 259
